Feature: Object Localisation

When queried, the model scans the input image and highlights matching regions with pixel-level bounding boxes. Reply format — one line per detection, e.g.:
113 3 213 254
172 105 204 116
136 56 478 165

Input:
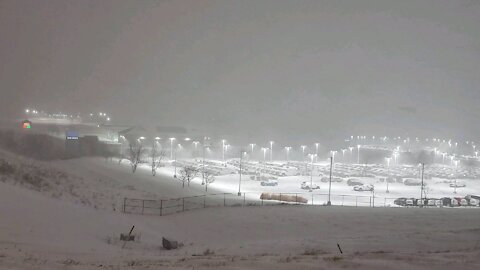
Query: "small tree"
127 141 145 173
151 141 166 176
179 166 199 188
203 171 215 192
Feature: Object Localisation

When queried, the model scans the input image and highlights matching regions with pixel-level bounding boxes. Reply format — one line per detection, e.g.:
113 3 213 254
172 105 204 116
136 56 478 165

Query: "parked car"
261 179 278 186
404 178 422 186
405 198 415 206
301 181 320 190
353 184 374 191
449 181 466 188
347 178 363 186
394 197 407 206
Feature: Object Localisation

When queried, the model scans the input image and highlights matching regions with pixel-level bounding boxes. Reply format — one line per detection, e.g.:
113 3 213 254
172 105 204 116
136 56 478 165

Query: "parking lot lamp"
327 156 333 206
357 145 361 164
285 146 291 162
386 157 391 193
301 145 306 160
238 150 246 196
169 138 176 159
270 141 274 161
315 143 319 162
309 154 316 188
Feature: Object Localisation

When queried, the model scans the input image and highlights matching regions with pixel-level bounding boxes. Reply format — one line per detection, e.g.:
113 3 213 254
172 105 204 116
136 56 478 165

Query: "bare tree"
179 166 199 188
151 141 166 176
203 171 215 192
127 141 145 173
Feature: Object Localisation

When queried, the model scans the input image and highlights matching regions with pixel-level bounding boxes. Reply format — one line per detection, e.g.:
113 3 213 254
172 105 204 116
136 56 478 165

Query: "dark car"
347 178 363 186
394 198 407 206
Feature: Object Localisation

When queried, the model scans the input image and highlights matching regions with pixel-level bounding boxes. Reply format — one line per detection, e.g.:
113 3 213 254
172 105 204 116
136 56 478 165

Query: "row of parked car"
394 195 480 207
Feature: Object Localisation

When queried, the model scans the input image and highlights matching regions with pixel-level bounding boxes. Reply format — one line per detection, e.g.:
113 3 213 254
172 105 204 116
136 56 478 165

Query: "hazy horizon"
1 0 479 142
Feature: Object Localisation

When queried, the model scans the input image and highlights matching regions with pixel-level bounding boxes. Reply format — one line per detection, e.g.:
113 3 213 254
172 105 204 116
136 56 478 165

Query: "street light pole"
420 163 425 205
327 156 333 206
270 141 274 161
238 150 245 196
315 143 319 163
222 139 226 166
357 145 361 164
386 157 391 193
169 138 175 159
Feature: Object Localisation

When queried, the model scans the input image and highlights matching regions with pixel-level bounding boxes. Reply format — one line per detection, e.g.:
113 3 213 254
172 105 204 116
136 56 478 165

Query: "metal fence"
122 192 398 216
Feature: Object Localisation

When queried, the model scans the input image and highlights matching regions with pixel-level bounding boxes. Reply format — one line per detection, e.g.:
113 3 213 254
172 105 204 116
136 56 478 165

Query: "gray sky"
1 0 479 143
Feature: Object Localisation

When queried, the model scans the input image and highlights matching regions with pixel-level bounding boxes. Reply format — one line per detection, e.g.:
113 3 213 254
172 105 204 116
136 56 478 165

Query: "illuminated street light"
301 145 306 160
357 145 361 164
249 143 255 153
261 147 268 163
269 141 274 161
330 150 337 163
169 138 176 159
222 139 226 164
308 154 317 188
285 146 291 162
385 157 391 193
315 143 319 162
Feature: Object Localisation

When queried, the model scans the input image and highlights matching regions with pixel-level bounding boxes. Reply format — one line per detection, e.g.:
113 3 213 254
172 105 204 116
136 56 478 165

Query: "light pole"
315 143 319 162
193 141 199 158
327 156 333 206
285 146 291 162
270 141 274 161
385 157 391 193
238 150 246 196
349 147 354 162
420 163 425 205
453 160 459 194
202 136 210 185
301 145 306 160
309 154 316 189
169 137 175 159
331 150 337 163
261 147 268 173
222 139 226 165
250 143 255 153
357 145 361 164
174 143 181 178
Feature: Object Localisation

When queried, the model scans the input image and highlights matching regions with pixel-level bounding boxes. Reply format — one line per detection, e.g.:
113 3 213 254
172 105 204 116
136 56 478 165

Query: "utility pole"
238 150 245 196
420 163 425 206
327 156 333 206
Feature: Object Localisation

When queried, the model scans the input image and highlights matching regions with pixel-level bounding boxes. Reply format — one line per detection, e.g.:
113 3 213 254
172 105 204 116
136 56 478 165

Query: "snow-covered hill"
1 148 480 269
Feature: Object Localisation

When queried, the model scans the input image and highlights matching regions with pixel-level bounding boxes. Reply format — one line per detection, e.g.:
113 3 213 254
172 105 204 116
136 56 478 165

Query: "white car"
301 181 320 190
353 184 374 192
449 182 466 188
261 179 278 186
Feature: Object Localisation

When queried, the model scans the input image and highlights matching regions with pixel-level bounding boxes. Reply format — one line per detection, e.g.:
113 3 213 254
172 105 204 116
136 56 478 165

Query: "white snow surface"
1 150 480 269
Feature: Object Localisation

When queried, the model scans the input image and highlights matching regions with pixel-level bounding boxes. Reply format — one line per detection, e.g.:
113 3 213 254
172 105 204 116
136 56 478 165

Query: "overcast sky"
1 0 479 143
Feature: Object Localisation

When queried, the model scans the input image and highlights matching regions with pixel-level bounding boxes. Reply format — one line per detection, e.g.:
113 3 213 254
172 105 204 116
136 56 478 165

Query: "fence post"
203 195 206 208
224 193 226 207
160 200 163 216
243 193 246 206
182 197 185 212
280 193 282 203
142 200 145 215
123 198 126 213
296 194 298 205
369 196 372 207
384 197 387 207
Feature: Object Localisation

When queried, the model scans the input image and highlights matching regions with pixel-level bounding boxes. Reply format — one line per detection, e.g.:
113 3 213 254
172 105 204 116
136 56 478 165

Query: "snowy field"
1 149 480 269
